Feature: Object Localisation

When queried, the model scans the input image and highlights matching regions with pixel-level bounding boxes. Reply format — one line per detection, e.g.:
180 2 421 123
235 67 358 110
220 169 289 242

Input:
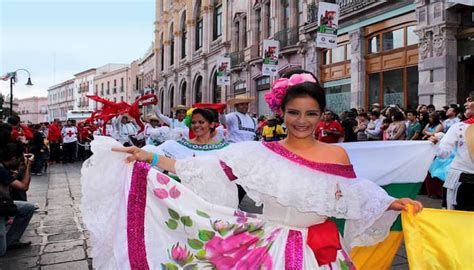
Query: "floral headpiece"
264 73 318 114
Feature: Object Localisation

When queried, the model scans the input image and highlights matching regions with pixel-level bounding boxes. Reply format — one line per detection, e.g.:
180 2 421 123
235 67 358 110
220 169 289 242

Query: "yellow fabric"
262 125 285 138
402 205 474 270
350 232 403 270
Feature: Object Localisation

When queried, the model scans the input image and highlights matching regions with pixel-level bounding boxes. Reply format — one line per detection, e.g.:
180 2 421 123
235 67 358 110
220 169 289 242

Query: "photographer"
0 142 35 256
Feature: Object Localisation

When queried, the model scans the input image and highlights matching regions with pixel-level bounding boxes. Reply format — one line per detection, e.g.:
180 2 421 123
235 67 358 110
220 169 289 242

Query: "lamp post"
9 69 33 116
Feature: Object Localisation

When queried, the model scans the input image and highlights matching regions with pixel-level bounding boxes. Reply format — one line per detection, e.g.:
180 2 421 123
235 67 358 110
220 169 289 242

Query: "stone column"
349 28 366 108
202 3 212 53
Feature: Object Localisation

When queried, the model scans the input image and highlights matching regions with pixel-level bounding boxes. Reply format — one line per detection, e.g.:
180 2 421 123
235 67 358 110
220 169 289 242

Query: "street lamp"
9 68 33 116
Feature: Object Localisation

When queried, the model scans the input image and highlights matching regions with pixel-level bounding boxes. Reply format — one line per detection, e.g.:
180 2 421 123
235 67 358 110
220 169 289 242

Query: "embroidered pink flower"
170 243 193 266
169 186 181 199
205 232 260 269
212 220 234 235
264 73 318 113
153 188 168 199
235 246 273 270
156 173 170 185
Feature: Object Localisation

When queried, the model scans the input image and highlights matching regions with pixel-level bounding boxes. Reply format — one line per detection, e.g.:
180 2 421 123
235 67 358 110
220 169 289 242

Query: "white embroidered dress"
82 137 401 270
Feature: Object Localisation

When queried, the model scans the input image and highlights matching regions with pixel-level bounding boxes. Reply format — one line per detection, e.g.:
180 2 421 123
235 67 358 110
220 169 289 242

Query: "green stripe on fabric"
333 182 423 234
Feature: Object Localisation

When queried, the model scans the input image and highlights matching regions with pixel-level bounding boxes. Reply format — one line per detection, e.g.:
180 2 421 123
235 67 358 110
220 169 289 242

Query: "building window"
407 66 419 110
160 33 165 70
107 82 110 95
181 13 187 59
170 23 175 66
180 81 187 105
195 76 203 103
113 79 117 93
195 1 203 50
212 73 221 103
169 86 175 109
235 81 248 95
242 16 247 48
266 2 271 37
235 21 240 51
121 78 124 92
213 0 223 40
331 46 345 63
382 28 404 51
368 35 380 54
368 73 381 107
407 25 419 46
325 84 351 115
255 8 262 53
346 43 352 60
121 96 124 102
160 89 164 110
383 69 404 106
322 43 351 65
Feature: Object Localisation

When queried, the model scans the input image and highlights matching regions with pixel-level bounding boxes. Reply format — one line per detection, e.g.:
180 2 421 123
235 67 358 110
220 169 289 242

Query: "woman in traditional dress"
82 70 423 269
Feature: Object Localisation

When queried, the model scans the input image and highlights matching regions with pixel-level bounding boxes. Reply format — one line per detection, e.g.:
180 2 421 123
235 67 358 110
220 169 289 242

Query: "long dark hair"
280 69 326 112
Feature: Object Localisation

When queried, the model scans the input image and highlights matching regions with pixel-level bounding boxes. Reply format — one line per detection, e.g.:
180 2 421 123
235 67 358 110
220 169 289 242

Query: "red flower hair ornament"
264 73 317 114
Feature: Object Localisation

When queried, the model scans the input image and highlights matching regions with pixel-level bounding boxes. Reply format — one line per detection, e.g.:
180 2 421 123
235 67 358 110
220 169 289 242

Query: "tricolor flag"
0 72 13 81
340 141 436 269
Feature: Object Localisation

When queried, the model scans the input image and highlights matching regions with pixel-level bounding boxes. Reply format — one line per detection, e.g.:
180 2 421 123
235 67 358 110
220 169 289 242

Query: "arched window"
170 23 175 66
213 0 223 40
212 72 221 103
195 0 203 50
195 76 202 103
159 88 164 109
180 81 187 105
169 86 175 110
181 13 187 59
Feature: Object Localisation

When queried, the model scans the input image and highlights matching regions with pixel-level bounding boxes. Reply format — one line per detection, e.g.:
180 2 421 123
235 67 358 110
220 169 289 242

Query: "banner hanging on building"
216 57 230 86
262 39 279 76
316 2 340 49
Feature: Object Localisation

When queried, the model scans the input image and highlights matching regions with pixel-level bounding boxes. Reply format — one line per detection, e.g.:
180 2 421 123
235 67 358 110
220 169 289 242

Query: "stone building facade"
48 79 75 121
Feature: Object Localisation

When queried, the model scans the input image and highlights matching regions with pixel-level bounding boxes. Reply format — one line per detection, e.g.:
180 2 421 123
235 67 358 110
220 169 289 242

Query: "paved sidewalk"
0 163 91 270
0 162 443 270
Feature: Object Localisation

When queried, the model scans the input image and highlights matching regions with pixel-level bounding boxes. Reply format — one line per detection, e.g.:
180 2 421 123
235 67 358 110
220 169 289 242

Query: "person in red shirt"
315 110 344 143
47 119 62 163
7 116 33 144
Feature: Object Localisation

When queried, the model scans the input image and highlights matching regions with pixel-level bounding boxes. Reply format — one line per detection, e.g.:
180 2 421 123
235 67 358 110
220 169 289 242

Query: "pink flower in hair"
264 73 318 114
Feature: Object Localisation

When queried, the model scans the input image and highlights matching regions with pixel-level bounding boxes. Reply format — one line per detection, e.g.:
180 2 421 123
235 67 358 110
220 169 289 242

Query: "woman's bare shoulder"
320 143 351 165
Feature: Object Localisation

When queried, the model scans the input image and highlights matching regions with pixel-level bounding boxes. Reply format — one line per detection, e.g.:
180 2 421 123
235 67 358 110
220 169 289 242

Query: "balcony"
307 2 318 24
336 0 378 16
230 51 245 69
274 27 299 49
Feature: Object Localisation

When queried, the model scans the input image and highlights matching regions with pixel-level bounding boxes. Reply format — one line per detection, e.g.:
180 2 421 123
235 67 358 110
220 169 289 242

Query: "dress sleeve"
342 178 399 249
174 155 239 208
436 124 458 159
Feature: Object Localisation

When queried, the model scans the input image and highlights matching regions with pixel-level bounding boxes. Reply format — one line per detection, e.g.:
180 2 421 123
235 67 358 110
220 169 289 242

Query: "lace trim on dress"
127 161 151 270
176 138 229 151
262 141 357 178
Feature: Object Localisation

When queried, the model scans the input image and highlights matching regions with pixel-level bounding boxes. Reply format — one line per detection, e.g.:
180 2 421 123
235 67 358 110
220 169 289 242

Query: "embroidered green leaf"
198 230 215 242
180 216 193 227
161 262 178 270
168 208 180 220
187 238 204 250
339 259 349 270
183 264 198 270
195 249 207 260
165 219 178 230
196 209 210 219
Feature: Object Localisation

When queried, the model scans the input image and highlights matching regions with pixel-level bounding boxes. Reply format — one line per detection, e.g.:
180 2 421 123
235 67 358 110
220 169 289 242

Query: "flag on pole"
0 72 13 81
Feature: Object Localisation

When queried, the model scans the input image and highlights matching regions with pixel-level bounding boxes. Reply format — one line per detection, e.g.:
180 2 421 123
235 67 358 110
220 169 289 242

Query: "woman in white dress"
82 70 422 270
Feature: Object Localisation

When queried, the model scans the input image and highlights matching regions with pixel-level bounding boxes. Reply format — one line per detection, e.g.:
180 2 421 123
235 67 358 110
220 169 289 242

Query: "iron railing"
336 0 378 15
274 27 299 48
230 51 245 68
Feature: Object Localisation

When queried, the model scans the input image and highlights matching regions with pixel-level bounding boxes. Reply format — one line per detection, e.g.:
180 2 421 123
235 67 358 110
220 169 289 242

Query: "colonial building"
16 96 48 124
154 0 229 115
94 66 131 109
74 68 96 111
138 43 156 115
48 79 75 121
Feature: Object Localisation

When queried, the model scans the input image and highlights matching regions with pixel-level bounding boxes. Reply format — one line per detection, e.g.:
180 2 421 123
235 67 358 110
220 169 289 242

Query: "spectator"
381 117 392 140
315 110 343 143
422 112 443 140
47 119 62 164
261 116 285 142
371 103 381 112
30 125 46 176
386 112 406 140
406 110 422 140
365 110 383 140
0 143 35 256
7 116 33 144
355 113 369 141
112 115 138 146
418 104 428 114
61 120 78 163
427 104 436 113
443 105 460 133
341 111 358 142
419 112 430 131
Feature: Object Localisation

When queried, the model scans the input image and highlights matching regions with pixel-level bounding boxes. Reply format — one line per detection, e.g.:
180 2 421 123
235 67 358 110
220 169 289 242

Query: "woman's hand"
388 198 423 214
112 146 152 163
428 136 439 144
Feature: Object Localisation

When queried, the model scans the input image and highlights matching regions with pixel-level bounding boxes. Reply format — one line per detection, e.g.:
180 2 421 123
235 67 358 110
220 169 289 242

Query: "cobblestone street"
0 162 442 270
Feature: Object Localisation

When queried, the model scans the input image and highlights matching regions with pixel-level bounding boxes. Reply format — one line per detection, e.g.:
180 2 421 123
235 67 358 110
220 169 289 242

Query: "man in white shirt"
61 120 78 163
112 115 138 146
365 110 383 140
220 97 257 143
443 105 460 133
155 105 189 140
